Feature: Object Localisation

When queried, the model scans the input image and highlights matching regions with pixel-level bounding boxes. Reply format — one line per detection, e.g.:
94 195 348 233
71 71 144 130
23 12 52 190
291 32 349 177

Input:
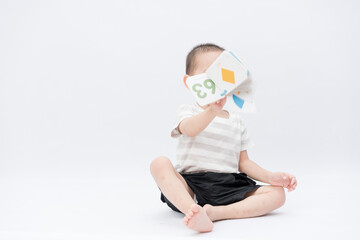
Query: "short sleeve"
239 117 255 151
170 104 196 138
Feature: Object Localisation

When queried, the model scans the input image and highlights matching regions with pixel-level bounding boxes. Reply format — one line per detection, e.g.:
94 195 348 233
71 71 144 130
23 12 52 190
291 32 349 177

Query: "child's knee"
272 186 286 208
150 156 172 177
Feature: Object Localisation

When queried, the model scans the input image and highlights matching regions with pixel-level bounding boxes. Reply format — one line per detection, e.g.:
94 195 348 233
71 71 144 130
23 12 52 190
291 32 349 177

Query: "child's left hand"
269 172 297 192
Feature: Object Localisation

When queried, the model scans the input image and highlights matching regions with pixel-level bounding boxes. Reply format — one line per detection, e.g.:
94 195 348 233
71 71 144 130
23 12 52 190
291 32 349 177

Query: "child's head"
186 43 225 76
184 43 225 87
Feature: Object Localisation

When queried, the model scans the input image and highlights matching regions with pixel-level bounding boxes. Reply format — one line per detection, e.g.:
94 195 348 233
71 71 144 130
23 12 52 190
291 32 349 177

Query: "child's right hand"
208 97 227 114
180 97 227 137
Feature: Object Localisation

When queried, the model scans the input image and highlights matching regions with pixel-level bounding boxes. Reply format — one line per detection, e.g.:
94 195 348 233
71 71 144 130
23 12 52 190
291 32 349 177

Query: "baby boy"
150 43 297 233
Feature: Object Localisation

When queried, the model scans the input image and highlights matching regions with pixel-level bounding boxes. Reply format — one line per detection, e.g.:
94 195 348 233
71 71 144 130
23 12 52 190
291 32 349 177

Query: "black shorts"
160 172 261 213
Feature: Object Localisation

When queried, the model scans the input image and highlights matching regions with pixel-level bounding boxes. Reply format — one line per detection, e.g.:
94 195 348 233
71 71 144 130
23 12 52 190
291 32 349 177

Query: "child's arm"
179 98 226 137
238 150 272 183
239 150 297 192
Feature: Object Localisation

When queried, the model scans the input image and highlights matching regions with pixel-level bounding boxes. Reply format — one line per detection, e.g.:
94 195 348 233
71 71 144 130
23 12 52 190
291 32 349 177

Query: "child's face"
191 50 223 76
183 50 223 90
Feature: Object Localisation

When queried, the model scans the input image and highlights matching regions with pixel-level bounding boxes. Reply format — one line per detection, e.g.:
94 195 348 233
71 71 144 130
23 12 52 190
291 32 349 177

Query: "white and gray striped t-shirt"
171 104 254 174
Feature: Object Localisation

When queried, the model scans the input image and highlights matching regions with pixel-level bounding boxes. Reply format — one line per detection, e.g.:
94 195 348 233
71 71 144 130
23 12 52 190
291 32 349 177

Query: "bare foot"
183 204 213 233
203 204 216 221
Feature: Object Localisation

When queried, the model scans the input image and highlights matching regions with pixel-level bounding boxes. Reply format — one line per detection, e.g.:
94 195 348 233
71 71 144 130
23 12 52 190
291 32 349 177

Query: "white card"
185 50 256 113
186 73 225 106
225 94 257 113
224 74 257 113
206 51 249 94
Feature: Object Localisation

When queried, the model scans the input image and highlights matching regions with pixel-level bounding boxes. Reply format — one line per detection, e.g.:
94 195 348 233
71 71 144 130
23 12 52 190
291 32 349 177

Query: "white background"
1 0 359 239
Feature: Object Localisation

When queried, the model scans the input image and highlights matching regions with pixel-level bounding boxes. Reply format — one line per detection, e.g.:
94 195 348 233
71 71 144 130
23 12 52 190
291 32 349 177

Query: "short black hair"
186 43 225 75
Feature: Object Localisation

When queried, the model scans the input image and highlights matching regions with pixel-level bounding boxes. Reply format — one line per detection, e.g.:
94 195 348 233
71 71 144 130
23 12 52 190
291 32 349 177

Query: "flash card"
225 74 257 113
206 51 249 94
186 73 225 106
185 50 256 113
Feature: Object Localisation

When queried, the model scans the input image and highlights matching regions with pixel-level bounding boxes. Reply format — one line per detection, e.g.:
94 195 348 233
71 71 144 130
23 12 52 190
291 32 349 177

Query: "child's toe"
187 210 194 217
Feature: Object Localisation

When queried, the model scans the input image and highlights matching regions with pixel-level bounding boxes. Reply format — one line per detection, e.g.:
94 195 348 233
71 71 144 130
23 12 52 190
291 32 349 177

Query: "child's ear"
183 75 190 89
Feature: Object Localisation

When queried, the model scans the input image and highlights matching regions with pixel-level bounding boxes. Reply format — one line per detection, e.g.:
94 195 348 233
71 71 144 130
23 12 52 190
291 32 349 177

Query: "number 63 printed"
191 79 216 99
186 73 225 106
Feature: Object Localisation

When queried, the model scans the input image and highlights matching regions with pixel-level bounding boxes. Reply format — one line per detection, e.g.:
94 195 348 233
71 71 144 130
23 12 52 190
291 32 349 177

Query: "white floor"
1 161 359 240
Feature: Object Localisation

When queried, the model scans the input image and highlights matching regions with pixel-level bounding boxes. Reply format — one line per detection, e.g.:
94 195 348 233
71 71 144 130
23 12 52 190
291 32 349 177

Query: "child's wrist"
266 172 274 184
206 107 219 117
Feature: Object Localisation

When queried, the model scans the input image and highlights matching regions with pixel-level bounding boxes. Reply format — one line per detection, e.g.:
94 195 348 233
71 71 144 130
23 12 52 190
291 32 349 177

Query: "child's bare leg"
150 156 194 213
204 186 285 221
150 156 213 232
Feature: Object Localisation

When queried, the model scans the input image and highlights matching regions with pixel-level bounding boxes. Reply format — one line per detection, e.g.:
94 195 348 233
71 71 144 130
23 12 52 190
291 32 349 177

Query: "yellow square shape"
221 68 235 84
